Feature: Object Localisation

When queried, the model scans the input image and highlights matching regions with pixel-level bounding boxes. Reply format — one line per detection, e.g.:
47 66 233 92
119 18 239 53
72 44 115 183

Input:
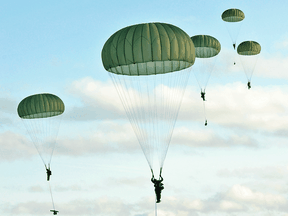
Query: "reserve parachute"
101 22 195 181
191 35 221 126
237 41 261 89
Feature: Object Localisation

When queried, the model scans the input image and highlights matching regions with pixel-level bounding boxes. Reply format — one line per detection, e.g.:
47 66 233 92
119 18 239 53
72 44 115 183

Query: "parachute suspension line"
49 181 55 210
248 54 260 82
202 55 218 90
193 55 217 92
239 54 260 83
202 100 207 126
146 74 155 171
109 73 154 170
151 169 154 177
155 198 158 216
165 68 191 166
159 167 163 176
47 116 63 166
22 119 46 165
109 66 191 176
194 71 203 92
224 21 243 51
109 74 144 153
159 68 191 169
233 51 237 65
22 115 62 167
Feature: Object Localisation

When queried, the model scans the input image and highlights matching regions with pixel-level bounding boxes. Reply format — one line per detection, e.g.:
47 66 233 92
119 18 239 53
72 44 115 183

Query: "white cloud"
66 77 125 121
0 131 35 161
226 184 287 207
28 185 45 192
255 54 288 79
55 121 139 156
68 77 288 133
274 37 288 50
179 82 288 134
3 187 287 216
2 198 133 216
219 200 243 210
172 126 257 147
217 166 288 180
214 47 288 80
66 77 288 139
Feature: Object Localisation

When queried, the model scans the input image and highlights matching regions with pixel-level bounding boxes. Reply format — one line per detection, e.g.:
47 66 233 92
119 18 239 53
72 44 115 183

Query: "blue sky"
1 0 288 216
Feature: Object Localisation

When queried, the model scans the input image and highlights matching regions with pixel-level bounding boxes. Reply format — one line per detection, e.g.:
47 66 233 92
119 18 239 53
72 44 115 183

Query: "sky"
1 0 288 215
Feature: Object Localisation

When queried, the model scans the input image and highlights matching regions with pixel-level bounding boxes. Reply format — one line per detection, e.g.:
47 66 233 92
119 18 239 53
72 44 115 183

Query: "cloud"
226 184 287 208
212 47 288 80
2 198 133 216
172 126 258 147
0 97 19 127
1 201 50 215
68 76 288 133
274 36 288 50
54 184 83 192
217 166 288 180
28 185 45 192
0 131 36 161
255 54 288 79
55 121 139 156
0 97 18 114
65 77 288 144
66 77 125 121
179 82 288 134
3 185 288 216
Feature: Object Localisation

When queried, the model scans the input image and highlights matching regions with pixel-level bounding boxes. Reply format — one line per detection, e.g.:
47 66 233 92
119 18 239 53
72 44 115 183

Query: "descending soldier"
151 175 164 203
201 90 206 101
45 164 52 181
247 81 251 89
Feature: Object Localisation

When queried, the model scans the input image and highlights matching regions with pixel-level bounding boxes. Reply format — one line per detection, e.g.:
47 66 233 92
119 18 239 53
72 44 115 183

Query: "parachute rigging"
222 8 245 64
237 41 261 89
17 93 64 215
17 93 64 172
191 35 221 125
101 22 195 191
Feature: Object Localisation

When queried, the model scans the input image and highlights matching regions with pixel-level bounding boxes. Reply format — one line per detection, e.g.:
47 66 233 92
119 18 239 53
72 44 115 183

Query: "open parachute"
101 22 195 178
17 93 65 168
237 41 261 89
222 8 245 50
191 35 221 126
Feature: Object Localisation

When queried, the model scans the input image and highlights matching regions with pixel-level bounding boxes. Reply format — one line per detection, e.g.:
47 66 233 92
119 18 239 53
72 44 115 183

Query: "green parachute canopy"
17 93 65 119
191 35 221 58
101 22 195 76
237 41 261 55
222 8 245 22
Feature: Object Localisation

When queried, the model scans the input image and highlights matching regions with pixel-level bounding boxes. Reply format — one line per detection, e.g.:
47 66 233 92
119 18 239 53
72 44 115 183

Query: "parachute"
101 22 195 178
222 8 245 50
17 93 65 168
191 35 221 125
237 41 261 89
